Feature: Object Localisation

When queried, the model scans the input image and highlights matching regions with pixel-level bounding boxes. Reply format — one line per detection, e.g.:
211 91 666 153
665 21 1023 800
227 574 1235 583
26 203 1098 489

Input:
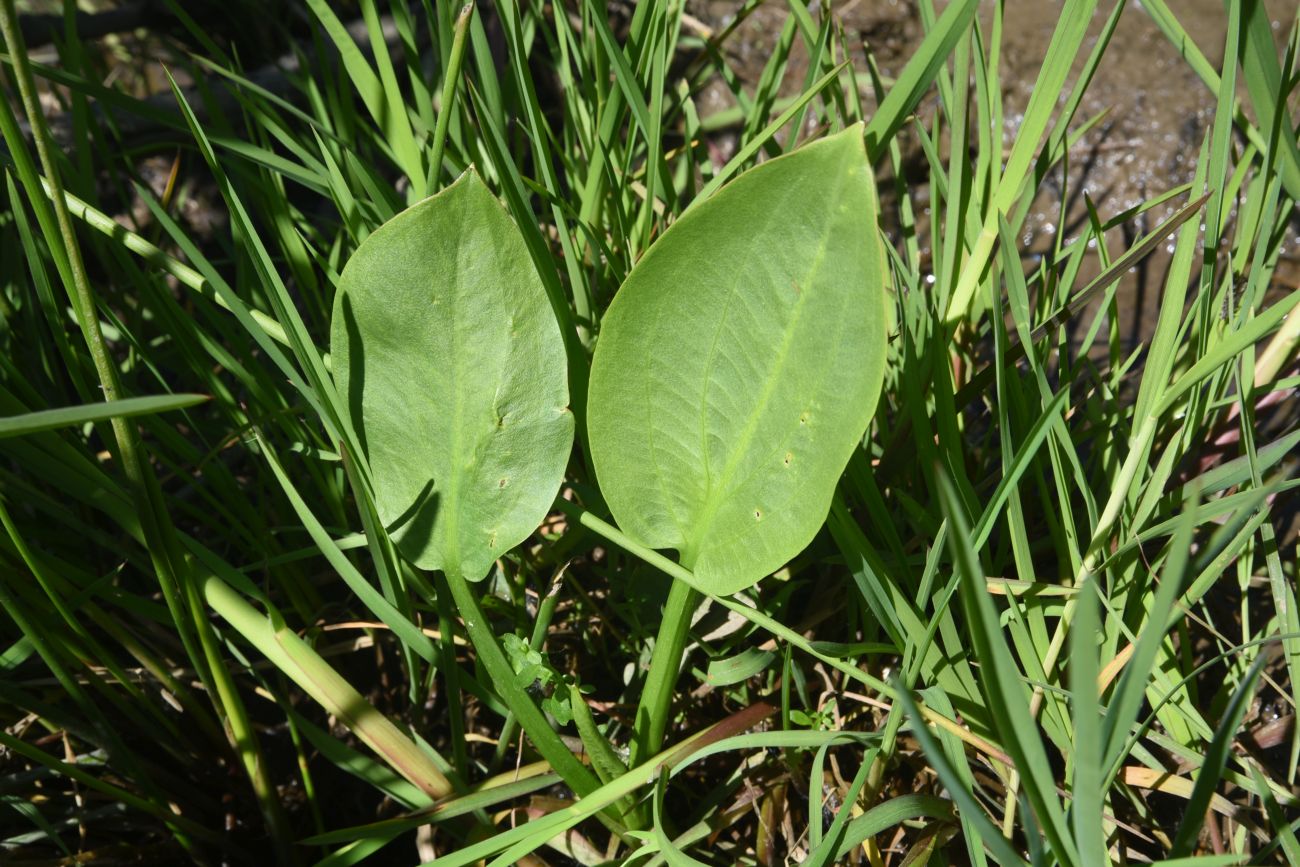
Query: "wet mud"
691 0 1299 346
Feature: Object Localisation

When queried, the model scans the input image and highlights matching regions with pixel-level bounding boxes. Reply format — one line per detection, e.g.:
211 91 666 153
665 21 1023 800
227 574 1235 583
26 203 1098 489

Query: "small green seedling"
501 633 574 725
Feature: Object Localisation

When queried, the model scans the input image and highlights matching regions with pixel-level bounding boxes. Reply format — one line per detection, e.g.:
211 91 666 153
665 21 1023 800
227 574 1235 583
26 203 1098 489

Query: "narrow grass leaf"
945 0 1098 322
705 648 775 687
1169 652 1268 857
896 685 1027 867
934 470 1077 865
690 62 850 205
302 0 422 184
1102 489 1200 775
863 0 979 161
1068 577 1105 865
832 794 954 860
255 432 437 663
302 769 560 845
0 394 208 438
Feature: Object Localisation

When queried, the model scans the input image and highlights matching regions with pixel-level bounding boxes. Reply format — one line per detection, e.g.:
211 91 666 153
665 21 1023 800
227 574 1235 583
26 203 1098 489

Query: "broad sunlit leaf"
587 124 889 595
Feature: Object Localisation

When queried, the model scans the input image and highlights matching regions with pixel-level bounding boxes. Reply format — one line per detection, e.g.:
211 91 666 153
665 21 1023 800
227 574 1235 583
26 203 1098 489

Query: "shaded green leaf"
1169 651 1268 857
705 648 775 687
331 170 574 580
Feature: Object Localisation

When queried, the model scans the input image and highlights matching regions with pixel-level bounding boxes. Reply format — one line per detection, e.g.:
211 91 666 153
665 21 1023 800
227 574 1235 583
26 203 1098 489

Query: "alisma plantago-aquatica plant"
331 122 889 794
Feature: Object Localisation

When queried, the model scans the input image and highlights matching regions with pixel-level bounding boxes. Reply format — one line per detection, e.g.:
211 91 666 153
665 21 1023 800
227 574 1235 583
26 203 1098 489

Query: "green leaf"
934 470 1077 865
587 124 889 595
1169 651 1268 857
0 394 209 439
330 170 574 581
833 794 954 860
1068 578 1105 865
863 0 979 162
705 648 775 687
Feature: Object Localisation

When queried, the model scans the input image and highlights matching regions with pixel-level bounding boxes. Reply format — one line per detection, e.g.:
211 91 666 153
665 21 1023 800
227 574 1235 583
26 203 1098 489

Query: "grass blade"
0 394 209 438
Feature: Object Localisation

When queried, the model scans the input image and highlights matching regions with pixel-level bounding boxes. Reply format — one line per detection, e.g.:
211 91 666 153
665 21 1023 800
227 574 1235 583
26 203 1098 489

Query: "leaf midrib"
697 200 789 496
701 278 859 558
444 225 465 577
682 171 845 564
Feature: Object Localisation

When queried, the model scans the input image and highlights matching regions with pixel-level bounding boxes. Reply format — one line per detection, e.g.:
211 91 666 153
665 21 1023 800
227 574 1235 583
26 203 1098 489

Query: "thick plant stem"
432 571 469 776
440 568 603 798
629 578 701 768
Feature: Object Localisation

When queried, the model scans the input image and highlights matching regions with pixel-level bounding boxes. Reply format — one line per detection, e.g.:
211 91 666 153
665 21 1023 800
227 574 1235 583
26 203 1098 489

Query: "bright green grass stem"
427 3 473 195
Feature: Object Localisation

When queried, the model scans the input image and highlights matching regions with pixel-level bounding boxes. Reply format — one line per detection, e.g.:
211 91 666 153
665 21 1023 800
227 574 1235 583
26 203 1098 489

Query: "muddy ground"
693 0 1299 349
37 1 1297 343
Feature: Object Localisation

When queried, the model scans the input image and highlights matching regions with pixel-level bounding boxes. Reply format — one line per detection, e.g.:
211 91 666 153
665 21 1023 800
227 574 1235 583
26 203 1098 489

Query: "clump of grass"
1 0 1298 864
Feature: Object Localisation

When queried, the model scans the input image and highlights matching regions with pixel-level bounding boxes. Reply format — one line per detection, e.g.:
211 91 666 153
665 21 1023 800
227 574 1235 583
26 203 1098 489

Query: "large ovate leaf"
587 124 889 595
331 170 573 581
